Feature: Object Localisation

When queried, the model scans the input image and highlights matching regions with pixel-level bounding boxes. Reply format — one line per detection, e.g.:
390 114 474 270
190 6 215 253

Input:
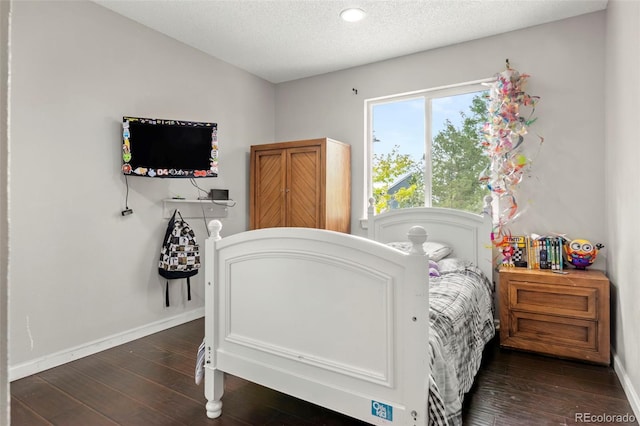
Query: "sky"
372 91 482 161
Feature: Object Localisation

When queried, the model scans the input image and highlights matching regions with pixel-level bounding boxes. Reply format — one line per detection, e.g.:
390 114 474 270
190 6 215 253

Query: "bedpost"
208 219 222 242
403 225 430 426
480 195 495 280
204 220 224 419
482 194 493 218
367 197 376 239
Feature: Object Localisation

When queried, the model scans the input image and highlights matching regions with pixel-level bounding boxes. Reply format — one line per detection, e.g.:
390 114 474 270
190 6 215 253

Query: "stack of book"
503 235 565 270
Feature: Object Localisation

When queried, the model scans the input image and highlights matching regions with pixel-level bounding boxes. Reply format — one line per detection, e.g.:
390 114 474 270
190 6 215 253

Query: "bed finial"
208 219 223 241
407 226 427 254
482 195 493 217
367 197 376 216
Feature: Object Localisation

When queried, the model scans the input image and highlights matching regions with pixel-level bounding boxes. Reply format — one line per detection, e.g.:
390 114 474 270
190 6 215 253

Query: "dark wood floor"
11 318 638 425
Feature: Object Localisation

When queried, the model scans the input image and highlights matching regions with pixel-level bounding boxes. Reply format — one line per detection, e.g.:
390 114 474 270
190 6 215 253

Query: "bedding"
427 258 495 426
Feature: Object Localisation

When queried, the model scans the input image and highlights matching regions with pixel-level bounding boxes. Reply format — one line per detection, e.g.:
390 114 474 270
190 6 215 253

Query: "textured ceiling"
94 0 608 83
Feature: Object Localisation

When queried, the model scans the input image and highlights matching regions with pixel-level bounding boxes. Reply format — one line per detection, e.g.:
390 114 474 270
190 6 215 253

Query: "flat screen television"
122 116 218 178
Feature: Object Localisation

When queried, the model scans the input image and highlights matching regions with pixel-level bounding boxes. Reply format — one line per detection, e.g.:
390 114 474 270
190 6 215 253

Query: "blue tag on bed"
371 400 393 421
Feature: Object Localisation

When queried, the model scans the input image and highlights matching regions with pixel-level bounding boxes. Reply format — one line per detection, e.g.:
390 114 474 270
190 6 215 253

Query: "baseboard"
612 348 640 420
9 308 204 381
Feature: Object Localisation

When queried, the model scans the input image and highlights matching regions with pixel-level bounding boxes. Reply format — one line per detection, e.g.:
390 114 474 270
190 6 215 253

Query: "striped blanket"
427 258 495 426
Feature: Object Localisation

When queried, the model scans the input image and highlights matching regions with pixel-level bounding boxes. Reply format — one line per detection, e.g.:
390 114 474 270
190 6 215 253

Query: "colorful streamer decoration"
479 60 542 246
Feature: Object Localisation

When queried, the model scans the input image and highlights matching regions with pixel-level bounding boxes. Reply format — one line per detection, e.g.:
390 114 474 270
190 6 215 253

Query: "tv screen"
122 116 218 178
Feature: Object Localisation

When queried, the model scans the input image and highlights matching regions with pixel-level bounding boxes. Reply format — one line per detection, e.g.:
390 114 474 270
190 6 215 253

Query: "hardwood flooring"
11 318 638 425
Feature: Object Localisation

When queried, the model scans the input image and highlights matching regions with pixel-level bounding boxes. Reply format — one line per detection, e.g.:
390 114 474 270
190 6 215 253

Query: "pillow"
423 241 453 261
385 241 453 261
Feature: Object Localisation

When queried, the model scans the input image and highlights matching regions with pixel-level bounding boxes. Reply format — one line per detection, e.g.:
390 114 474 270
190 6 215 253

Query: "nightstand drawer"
509 281 597 320
509 311 597 350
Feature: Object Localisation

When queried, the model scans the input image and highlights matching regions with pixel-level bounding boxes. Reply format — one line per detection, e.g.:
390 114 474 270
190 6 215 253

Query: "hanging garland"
479 60 542 246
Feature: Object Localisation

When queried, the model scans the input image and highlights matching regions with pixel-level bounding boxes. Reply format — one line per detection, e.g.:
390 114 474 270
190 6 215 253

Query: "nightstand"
499 267 610 365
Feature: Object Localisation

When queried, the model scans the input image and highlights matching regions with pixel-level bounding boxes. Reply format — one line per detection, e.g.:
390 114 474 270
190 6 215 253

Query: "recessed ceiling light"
340 8 366 23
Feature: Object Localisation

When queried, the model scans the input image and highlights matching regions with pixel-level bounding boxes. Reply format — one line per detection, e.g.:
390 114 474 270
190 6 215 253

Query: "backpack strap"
187 277 192 301
165 278 191 307
161 209 179 249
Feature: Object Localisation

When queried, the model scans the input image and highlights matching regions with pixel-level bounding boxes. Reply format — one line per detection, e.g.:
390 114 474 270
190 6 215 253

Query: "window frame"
365 78 494 214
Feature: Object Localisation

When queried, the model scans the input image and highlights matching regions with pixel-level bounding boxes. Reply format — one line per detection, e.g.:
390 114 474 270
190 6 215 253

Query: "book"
506 235 529 268
527 236 534 269
539 238 549 269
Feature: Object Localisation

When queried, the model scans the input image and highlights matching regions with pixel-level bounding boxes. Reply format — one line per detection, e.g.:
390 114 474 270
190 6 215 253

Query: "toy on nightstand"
501 244 515 267
564 238 604 269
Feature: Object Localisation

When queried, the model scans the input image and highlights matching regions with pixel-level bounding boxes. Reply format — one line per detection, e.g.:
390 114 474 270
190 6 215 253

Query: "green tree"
431 95 489 212
372 145 423 213
372 94 489 214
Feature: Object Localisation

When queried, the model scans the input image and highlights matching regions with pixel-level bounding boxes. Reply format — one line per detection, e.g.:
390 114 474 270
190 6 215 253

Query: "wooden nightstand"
499 267 610 365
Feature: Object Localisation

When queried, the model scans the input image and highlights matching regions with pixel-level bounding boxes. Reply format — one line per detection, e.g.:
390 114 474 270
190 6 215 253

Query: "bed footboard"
204 221 430 425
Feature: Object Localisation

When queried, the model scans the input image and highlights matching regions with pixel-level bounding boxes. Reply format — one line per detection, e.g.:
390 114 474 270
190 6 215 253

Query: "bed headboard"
367 198 494 280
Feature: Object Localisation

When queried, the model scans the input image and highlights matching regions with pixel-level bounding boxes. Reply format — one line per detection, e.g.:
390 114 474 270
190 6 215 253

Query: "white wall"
9 1 274 376
275 12 607 269
605 0 640 417
1 0 10 421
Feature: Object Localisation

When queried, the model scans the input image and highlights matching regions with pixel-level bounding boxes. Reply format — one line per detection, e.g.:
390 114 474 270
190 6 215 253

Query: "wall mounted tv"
122 116 218 178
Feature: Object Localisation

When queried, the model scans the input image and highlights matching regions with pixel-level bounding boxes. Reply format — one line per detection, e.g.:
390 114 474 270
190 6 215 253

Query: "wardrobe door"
286 146 322 228
251 148 286 229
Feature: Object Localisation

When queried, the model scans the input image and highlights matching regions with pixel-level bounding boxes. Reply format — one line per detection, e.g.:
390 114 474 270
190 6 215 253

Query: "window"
367 81 490 214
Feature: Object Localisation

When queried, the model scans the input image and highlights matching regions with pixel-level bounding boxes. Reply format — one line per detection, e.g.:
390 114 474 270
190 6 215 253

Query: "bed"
201 202 494 425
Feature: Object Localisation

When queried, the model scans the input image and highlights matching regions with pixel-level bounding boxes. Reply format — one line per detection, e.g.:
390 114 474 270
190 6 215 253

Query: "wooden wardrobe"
249 138 351 233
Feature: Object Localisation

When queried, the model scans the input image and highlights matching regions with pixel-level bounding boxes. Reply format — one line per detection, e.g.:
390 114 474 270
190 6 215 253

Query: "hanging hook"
352 88 358 95
505 58 511 69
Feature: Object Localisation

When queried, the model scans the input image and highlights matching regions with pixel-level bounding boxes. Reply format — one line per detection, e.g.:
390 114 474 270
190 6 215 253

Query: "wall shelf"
162 199 233 219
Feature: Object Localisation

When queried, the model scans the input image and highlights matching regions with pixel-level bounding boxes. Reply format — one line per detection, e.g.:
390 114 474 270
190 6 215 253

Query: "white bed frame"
203 204 492 425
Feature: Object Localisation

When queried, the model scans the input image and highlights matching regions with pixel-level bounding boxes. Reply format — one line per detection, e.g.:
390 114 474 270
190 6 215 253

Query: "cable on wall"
121 175 133 216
